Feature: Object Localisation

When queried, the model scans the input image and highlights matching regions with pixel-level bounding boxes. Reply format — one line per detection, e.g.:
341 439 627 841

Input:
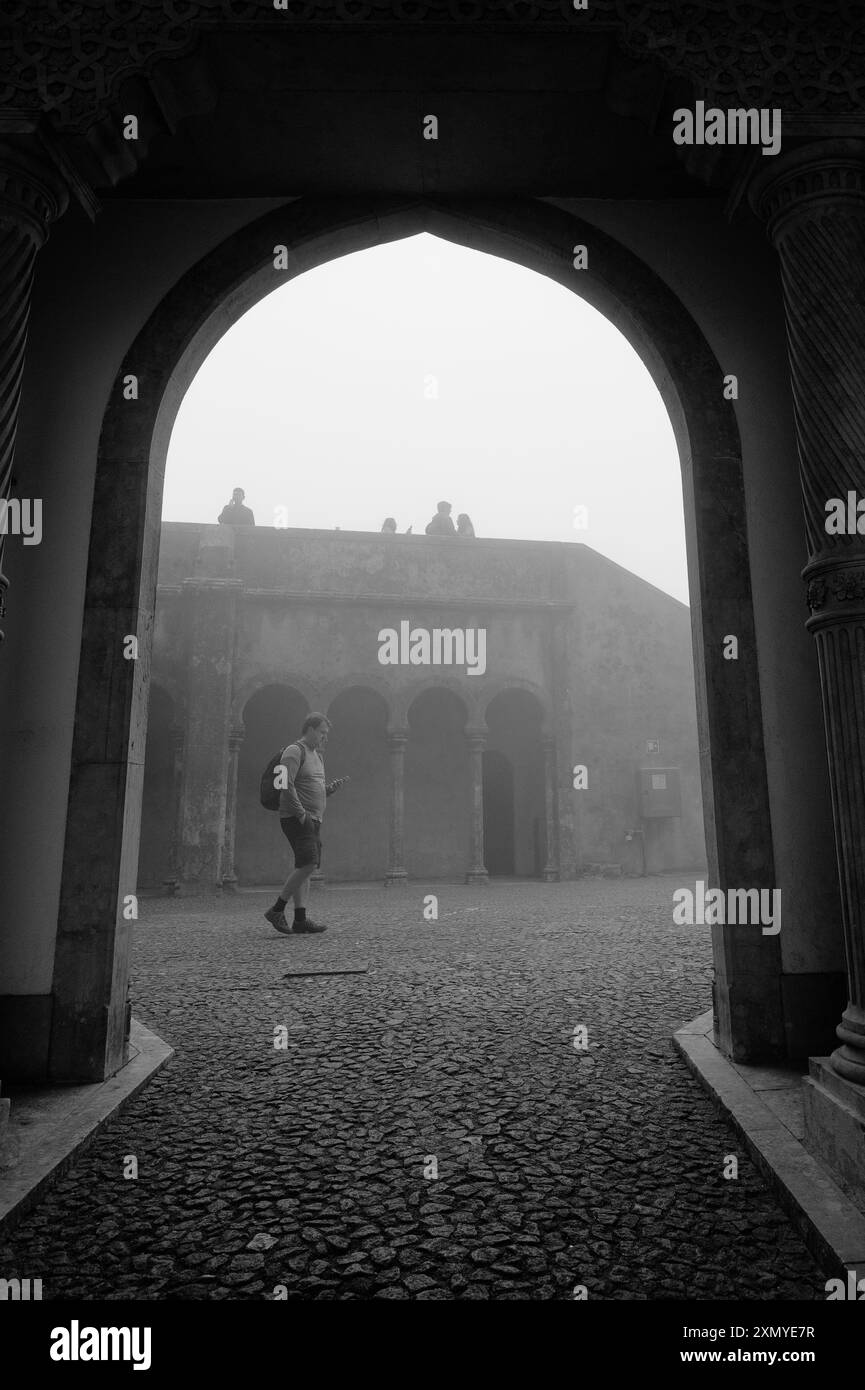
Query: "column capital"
228 723 245 751
748 139 865 241
465 728 487 750
0 140 69 246
386 727 409 748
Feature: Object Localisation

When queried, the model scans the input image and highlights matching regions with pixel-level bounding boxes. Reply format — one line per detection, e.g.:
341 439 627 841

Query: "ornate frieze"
805 562 865 618
1 1 863 138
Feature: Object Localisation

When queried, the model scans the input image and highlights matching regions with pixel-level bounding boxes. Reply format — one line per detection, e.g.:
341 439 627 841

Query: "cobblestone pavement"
2 877 826 1300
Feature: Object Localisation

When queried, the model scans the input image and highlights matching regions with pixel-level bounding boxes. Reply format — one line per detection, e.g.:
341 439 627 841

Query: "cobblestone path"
2 878 825 1300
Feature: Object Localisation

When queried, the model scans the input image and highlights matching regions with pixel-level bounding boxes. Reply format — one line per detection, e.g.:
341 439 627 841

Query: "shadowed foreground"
0 878 823 1300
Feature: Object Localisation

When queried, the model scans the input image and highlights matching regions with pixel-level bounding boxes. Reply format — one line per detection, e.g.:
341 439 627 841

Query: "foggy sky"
163 232 689 604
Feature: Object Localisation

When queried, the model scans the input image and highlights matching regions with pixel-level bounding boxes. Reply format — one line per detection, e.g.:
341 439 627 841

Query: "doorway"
57 194 776 1078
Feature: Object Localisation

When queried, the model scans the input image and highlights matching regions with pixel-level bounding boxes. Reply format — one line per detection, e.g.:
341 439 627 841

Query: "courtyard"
0 877 823 1300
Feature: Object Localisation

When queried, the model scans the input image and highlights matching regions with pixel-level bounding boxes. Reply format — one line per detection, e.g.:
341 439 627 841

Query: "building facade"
141 522 705 890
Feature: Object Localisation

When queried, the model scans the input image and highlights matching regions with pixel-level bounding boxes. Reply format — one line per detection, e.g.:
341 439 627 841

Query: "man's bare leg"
267 858 326 932
265 861 315 933
288 863 323 929
279 861 315 904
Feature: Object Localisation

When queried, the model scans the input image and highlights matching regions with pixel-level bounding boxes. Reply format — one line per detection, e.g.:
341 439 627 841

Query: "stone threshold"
674 1010 865 1286
0 1019 173 1235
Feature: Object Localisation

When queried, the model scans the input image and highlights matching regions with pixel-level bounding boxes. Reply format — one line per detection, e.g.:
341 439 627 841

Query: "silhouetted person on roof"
218 487 255 526
425 500 456 537
457 513 476 538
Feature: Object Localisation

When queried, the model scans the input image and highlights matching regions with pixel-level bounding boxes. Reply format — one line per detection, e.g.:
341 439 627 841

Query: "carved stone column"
176 531 242 889
385 728 408 886
163 725 185 896
0 142 68 642
221 722 245 890
465 730 489 885
542 734 560 882
751 141 865 1102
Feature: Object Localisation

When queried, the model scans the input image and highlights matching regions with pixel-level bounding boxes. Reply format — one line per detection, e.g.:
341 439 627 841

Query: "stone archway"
53 193 775 1080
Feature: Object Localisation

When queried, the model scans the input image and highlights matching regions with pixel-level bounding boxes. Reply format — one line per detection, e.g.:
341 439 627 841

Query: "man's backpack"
260 741 306 811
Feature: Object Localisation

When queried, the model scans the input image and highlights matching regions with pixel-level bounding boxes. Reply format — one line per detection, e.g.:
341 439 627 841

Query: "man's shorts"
280 815 322 869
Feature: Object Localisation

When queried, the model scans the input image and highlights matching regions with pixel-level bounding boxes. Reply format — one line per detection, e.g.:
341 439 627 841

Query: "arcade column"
542 734 560 882
465 729 489 885
221 722 245 890
164 725 185 895
751 140 865 1200
176 530 243 889
0 141 67 643
549 608 579 879
385 728 408 886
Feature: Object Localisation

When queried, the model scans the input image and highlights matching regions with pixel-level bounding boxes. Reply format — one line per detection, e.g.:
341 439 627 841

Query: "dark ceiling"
80 29 733 200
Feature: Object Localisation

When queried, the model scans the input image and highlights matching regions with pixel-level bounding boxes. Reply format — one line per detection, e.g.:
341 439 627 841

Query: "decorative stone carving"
806 562 865 616
0 141 67 641
1 1 862 138
750 141 865 1084
750 142 865 561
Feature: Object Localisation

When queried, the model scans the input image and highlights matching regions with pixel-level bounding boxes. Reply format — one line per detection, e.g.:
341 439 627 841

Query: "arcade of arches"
141 680 550 890
1 5 865 1220
138 520 704 892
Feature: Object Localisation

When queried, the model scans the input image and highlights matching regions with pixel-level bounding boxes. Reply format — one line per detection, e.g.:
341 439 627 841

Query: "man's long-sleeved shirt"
278 743 327 821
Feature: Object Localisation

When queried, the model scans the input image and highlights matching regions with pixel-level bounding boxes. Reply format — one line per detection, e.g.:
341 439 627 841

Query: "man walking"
264 713 348 935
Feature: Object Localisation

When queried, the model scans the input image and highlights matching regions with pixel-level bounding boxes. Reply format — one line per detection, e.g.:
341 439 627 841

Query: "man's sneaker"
293 919 327 934
264 907 291 934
